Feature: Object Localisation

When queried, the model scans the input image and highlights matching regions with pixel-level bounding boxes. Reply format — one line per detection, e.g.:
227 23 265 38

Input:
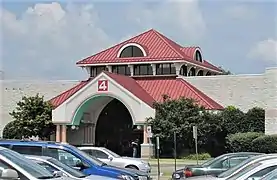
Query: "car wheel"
126 165 139 170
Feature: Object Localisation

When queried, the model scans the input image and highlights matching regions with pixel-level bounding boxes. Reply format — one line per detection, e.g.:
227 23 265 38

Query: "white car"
26 155 117 180
227 158 277 180
187 154 277 180
78 146 151 173
0 146 74 180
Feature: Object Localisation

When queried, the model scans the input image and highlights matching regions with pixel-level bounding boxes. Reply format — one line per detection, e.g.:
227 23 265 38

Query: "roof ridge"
76 29 154 64
152 30 186 59
177 78 223 109
153 30 194 60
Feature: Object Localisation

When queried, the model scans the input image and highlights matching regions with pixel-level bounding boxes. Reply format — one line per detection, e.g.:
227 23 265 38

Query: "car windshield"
0 149 54 179
201 154 226 167
47 158 87 178
217 155 275 178
103 148 121 158
217 156 255 178
68 144 104 166
261 169 277 180
226 162 261 180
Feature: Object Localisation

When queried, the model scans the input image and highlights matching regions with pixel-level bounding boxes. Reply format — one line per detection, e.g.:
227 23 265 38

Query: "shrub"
226 132 263 152
184 153 211 160
252 135 277 153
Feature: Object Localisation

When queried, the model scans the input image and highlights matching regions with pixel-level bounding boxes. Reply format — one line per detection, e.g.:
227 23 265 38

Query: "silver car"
78 146 151 173
0 146 73 180
187 154 277 180
26 155 117 180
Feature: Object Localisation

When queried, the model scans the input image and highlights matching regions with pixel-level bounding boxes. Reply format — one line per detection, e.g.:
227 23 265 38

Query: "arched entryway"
67 94 143 157
95 98 141 156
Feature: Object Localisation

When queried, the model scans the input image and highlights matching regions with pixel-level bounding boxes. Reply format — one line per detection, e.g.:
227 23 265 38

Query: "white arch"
71 92 136 125
193 47 203 63
117 43 147 58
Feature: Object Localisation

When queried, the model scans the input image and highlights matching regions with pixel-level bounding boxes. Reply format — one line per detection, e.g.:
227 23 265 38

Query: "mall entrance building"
50 29 228 158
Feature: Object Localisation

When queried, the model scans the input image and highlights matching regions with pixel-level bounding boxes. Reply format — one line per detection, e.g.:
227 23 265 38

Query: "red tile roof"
135 76 223 110
76 29 222 72
50 72 223 110
50 79 92 108
104 72 155 107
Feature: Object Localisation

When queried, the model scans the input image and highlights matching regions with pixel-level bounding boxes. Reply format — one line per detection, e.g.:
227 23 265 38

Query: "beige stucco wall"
0 68 276 137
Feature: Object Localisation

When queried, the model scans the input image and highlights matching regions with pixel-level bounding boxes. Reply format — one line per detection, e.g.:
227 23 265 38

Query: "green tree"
7 94 55 139
245 107 265 132
2 121 21 139
221 106 246 134
147 96 222 157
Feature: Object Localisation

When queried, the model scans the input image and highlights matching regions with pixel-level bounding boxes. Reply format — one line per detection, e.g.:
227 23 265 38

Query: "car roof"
25 155 53 161
79 146 105 150
226 152 263 156
0 139 70 147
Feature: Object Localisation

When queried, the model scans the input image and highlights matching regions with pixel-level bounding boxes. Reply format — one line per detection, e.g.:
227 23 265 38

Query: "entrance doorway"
95 98 141 156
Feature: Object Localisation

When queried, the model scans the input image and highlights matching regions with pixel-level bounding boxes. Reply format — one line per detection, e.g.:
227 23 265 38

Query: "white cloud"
125 0 206 41
1 1 205 79
248 39 277 63
225 4 257 21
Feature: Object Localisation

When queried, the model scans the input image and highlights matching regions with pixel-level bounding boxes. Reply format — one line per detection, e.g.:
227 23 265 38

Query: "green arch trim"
70 94 135 126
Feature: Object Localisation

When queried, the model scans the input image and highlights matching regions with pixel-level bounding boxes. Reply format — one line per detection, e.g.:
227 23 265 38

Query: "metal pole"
174 132 177 172
195 137 199 165
156 136 160 180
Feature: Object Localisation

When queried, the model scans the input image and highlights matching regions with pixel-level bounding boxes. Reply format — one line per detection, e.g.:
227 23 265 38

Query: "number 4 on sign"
98 80 108 91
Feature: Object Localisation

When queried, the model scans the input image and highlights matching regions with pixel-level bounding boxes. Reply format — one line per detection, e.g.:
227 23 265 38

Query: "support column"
61 125 67 143
106 65 112 72
151 64 156 75
128 64 134 76
56 125 61 142
141 125 154 159
174 62 183 76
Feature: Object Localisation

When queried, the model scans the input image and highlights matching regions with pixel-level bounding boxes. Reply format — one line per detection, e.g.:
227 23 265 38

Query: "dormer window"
195 50 203 62
118 43 146 58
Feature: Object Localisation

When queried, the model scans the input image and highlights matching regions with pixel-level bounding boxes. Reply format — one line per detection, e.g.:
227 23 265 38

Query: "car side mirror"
53 171 63 177
76 161 88 170
1 169 19 179
108 155 113 161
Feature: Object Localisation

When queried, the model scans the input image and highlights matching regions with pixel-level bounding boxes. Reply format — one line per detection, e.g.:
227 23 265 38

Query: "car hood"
122 168 149 176
184 175 219 180
101 164 139 176
85 174 117 180
120 157 148 164
175 164 203 172
50 176 76 180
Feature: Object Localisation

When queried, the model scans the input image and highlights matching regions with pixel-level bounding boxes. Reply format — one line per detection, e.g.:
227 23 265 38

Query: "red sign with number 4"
98 80 108 91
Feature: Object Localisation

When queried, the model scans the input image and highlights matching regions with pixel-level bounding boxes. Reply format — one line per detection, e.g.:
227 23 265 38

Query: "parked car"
78 146 151 173
0 139 143 180
226 158 277 180
183 154 277 180
0 146 74 180
171 152 262 179
260 168 277 180
26 155 117 180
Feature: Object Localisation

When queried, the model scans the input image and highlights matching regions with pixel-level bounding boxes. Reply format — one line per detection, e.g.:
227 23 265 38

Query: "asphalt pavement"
150 164 187 180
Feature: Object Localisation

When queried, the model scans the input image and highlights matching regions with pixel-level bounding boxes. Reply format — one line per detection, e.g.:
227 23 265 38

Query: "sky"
1 0 277 80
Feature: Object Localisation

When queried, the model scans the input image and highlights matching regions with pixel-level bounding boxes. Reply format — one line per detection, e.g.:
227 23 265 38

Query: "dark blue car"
0 140 145 180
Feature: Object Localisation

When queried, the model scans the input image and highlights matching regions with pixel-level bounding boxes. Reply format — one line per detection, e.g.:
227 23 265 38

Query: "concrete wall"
183 67 277 135
183 74 266 112
0 80 78 136
0 67 276 136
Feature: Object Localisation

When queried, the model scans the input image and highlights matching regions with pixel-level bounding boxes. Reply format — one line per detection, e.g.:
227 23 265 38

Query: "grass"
147 158 206 165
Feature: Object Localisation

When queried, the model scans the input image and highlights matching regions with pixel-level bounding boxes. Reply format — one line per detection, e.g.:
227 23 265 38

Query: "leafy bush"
184 153 211 160
252 135 277 153
226 132 263 152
